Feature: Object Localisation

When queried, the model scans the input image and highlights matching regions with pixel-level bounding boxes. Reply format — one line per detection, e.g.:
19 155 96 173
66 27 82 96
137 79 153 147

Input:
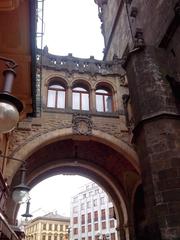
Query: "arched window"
96 87 113 112
72 86 89 111
47 83 66 109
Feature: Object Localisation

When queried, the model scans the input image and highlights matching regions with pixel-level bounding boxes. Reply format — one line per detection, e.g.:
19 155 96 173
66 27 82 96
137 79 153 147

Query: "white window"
72 87 89 110
47 84 65 109
96 88 113 112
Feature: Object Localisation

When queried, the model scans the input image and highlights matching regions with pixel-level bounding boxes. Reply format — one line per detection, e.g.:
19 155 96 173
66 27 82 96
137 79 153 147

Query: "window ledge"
43 107 124 118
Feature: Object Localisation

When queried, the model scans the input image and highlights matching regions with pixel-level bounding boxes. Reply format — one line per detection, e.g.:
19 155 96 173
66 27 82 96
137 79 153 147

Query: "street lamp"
12 163 30 203
21 198 33 220
0 56 23 133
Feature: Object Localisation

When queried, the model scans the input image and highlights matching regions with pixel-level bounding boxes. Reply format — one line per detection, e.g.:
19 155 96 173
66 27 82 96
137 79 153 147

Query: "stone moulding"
72 114 93 135
37 48 125 77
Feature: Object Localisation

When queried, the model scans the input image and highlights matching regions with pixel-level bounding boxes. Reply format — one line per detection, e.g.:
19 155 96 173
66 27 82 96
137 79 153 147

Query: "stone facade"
3 50 140 240
96 0 180 239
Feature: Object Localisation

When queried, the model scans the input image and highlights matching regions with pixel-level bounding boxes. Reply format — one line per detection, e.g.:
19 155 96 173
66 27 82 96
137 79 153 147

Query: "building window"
60 225 63 231
111 233 115 240
81 214 85 224
110 219 115 228
96 88 113 112
87 201 91 208
100 197 105 205
94 211 98 222
88 237 92 240
95 236 99 240
47 83 66 109
102 221 106 229
73 228 78 235
73 217 78 224
82 225 85 233
94 223 98 231
81 203 85 210
48 236 51 240
88 212 91 223
93 199 97 206
54 224 58 231
101 209 106 220
49 224 52 230
42 224 46 230
109 207 114 219
42 236 46 240
72 86 89 110
88 224 91 232
73 206 78 213
54 235 58 240
89 191 93 196
60 234 63 240
95 189 99 194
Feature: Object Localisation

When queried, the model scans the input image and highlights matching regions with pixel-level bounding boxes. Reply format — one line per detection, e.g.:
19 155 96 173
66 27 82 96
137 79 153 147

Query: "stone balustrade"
36 47 125 76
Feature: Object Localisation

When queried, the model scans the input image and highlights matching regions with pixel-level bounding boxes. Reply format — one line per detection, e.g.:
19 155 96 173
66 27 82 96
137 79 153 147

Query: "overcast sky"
18 175 91 221
40 0 104 59
18 0 104 222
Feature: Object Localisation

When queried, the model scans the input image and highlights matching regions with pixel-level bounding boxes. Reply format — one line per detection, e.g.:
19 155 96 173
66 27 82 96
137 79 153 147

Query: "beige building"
25 212 70 240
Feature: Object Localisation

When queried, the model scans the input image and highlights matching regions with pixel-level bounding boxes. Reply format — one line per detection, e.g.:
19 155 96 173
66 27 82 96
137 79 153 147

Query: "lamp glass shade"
12 187 29 203
0 101 19 133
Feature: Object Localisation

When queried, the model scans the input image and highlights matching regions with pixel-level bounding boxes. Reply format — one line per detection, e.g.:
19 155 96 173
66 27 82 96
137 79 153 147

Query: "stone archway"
5 128 139 182
5 129 140 240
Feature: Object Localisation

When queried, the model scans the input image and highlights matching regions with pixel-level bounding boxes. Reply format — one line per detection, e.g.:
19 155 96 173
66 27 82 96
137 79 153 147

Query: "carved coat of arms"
72 114 93 135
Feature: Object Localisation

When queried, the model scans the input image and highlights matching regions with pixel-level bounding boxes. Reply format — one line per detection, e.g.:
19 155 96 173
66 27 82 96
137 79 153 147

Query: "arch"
71 78 91 91
6 130 140 240
6 129 139 182
95 81 116 93
46 76 68 88
10 158 129 240
26 158 128 225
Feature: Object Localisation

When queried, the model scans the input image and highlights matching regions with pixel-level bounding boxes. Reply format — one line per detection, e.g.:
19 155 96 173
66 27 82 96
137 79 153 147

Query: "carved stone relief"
72 114 93 135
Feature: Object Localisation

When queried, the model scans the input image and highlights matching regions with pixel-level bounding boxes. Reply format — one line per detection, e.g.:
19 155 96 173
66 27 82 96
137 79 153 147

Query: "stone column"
90 88 96 112
126 46 180 240
66 86 72 111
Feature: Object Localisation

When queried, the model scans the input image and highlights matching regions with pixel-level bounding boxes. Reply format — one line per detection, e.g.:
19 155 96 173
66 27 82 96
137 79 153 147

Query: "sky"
38 0 104 59
18 175 91 221
18 0 104 222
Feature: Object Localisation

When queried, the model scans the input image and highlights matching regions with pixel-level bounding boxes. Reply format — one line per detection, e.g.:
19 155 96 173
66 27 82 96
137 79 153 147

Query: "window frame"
72 86 90 111
47 82 66 109
95 87 113 112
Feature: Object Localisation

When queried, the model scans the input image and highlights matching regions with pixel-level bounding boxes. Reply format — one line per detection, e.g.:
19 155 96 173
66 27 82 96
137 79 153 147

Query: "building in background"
70 182 117 240
24 212 70 240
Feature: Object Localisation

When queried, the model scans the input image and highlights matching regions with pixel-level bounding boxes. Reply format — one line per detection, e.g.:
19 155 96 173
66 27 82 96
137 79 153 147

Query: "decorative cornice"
37 48 125 77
